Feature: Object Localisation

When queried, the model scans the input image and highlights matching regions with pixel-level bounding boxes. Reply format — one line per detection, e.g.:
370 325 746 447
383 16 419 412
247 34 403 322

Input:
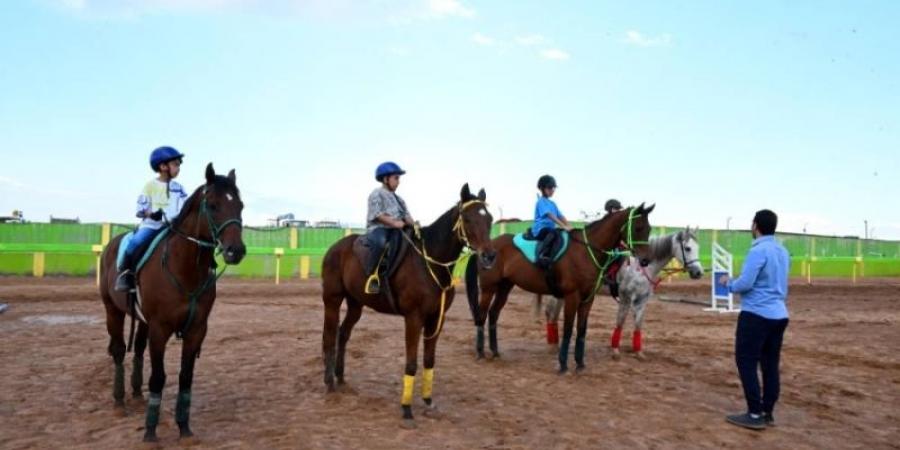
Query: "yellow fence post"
499 223 506 235
344 228 352 237
274 248 284 285
92 244 104 286
806 258 814 285
33 252 46 278
852 262 857 284
290 228 298 249
712 229 718 244
101 223 111 246
300 255 310 279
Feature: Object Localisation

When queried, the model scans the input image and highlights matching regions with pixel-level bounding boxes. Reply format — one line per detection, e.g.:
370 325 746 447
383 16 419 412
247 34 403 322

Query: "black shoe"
763 412 775 427
725 412 766 430
114 270 135 292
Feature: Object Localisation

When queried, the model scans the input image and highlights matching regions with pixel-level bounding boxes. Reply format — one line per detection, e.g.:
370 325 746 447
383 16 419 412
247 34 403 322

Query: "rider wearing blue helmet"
364 161 415 294
114 146 189 292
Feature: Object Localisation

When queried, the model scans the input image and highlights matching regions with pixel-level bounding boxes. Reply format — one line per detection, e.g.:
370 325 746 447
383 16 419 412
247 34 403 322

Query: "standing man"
718 209 790 430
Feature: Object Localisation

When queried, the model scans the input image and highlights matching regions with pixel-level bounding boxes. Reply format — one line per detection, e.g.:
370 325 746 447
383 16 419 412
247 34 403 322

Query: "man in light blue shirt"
718 209 790 430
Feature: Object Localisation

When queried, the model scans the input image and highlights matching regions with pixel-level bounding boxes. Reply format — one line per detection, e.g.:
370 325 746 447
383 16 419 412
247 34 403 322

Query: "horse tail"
465 254 480 324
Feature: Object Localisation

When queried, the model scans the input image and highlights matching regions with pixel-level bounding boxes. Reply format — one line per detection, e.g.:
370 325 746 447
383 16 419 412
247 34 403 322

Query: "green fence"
1 222 898 278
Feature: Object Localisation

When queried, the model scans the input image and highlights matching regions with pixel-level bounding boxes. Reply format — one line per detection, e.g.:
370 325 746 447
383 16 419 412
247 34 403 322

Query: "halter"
403 199 488 341
161 184 244 338
578 207 647 302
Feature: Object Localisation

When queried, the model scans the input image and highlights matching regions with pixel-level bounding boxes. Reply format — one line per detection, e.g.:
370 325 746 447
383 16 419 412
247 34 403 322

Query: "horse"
320 183 496 424
99 163 246 442
465 204 655 373
543 227 703 359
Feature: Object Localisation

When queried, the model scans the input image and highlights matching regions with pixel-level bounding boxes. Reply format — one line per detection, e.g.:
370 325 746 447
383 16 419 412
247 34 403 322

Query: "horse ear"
227 169 236 183
636 202 646 213
477 188 486 201
644 203 655 214
205 163 215 184
460 183 472 200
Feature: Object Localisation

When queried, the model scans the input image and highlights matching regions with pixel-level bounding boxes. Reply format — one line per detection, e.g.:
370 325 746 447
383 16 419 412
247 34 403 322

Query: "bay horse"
321 184 495 424
543 227 703 359
99 163 245 442
466 204 655 373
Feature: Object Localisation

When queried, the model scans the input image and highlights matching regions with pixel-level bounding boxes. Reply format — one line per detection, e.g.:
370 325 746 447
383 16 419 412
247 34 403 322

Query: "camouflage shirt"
367 187 409 231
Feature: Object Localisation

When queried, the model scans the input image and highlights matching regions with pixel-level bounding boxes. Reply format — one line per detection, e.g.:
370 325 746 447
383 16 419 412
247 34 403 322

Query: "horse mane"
421 195 475 243
648 232 676 262
170 175 240 230
584 207 629 233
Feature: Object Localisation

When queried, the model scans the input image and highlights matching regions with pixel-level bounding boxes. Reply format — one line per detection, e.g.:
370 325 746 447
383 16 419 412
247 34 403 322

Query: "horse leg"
487 281 513 358
545 296 562 346
144 323 172 443
558 294 577 374
532 294 543 323
632 295 649 360
401 314 423 423
611 295 630 360
474 285 495 359
574 298 594 372
421 316 440 409
131 321 148 398
322 293 342 392
335 298 363 385
103 298 126 408
175 323 208 439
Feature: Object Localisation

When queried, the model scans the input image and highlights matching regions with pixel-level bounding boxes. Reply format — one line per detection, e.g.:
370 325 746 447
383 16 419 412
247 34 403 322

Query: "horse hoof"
114 398 125 408
475 352 485 360
635 352 646 361
132 392 143 399
401 418 417 429
575 364 586 373
611 350 621 361
142 431 158 443
490 353 501 360
558 367 568 375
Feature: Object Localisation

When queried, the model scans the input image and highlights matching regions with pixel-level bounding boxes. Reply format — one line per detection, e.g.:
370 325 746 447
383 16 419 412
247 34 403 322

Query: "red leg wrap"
611 326 623 349
632 330 642 353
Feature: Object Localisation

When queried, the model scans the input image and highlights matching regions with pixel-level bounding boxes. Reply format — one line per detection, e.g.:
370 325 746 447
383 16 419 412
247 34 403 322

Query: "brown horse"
99 163 245 442
321 183 496 423
465 204 655 373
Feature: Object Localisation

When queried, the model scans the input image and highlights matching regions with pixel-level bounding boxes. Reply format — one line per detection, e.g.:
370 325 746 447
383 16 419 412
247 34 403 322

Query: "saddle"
353 229 413 308
513 229 570 265
117 228 170 273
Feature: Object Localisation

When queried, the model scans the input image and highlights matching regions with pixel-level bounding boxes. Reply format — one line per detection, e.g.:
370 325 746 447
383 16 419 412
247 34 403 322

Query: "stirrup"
364 273 381 294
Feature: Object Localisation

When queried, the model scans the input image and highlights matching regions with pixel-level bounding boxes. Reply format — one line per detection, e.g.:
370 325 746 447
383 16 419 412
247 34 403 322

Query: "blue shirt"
532 196 564 235
727 235 790 319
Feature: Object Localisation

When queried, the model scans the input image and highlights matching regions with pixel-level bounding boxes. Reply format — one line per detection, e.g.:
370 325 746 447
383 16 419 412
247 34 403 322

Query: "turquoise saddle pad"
512 231 569 264
116 228 171 272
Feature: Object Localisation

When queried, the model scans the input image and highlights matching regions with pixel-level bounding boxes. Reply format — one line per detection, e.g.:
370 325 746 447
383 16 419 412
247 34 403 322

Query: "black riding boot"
114 253 135 292
364 245 383 294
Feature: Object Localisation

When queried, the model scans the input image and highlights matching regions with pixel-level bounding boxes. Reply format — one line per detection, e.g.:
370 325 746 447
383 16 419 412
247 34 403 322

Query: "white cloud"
540 48 570 61
624 30 673 47
471 32 495 46
515 34 545 46
427 0 474 18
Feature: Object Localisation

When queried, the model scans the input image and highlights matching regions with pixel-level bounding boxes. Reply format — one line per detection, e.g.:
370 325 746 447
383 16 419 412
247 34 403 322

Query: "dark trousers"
735 311 789 415
534 228 557 268
365 227 392 276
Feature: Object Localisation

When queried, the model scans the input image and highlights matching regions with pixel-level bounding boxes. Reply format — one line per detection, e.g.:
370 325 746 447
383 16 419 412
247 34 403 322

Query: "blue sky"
1 0 898 239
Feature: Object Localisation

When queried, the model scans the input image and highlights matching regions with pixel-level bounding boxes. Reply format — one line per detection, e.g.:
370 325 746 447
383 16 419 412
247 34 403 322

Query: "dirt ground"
1 276 898 449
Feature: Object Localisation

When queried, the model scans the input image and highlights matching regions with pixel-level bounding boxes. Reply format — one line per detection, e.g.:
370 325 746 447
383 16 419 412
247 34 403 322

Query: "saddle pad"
513 231 569 264
117 228 171 273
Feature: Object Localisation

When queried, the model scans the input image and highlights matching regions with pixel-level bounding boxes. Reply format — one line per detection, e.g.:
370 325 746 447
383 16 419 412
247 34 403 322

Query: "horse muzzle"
688 266 704 280
223 244 246 265
478 249 497 270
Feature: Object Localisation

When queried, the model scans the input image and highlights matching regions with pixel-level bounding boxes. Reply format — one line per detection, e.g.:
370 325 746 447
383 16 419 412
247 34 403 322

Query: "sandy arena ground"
1 276 898 449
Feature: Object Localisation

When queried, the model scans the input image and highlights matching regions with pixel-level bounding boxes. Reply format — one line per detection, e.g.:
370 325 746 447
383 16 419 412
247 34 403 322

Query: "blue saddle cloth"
117 228 171 272
512 231 569 264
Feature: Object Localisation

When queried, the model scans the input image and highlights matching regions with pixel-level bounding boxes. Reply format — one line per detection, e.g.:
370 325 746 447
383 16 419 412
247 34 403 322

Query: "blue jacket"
727 235 790 319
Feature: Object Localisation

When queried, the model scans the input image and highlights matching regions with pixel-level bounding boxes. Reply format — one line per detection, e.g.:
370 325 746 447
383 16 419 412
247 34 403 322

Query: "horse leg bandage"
611 326 623 349
401 374 415 406
422 368 434 400
632 330 642 353
546 322 559 344
146 392 162 429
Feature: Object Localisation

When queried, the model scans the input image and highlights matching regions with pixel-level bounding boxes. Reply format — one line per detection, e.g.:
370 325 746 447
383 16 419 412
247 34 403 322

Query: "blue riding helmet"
149 146 185 172
375 161 406 182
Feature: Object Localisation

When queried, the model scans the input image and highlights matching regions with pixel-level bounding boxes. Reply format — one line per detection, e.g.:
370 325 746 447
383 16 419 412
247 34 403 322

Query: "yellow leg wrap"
422 368 434 399
401 374 415 406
